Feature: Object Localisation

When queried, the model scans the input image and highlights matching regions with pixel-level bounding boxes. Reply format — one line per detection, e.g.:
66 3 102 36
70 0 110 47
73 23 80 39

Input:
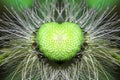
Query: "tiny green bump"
36 22 84 61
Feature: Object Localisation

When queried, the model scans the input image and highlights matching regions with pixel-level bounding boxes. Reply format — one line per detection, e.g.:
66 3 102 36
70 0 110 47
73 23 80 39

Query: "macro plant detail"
0 0 120 80
36 22 84 61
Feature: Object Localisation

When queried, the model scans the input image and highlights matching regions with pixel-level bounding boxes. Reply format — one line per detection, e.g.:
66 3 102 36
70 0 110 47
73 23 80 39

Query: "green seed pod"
36 22 84 61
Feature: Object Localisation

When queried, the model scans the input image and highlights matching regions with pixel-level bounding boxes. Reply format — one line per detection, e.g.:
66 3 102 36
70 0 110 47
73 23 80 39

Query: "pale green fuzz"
36 22 84 61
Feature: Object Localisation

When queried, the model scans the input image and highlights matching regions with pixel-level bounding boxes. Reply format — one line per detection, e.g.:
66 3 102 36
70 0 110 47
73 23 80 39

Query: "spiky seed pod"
0 0 120 80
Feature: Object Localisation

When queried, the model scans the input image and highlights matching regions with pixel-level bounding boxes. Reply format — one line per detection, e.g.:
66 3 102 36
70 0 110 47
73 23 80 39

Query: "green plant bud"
36 22 84 61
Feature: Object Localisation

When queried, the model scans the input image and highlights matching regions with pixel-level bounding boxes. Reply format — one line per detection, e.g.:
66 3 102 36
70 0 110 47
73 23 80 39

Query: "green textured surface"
36 22 84 61
87 0 118 9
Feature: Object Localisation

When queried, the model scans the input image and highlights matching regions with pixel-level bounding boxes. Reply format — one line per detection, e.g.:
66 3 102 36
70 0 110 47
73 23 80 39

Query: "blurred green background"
0 0 120 17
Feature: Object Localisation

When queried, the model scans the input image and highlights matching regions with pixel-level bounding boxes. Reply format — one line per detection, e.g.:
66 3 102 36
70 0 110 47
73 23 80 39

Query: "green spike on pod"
36 22 84 61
